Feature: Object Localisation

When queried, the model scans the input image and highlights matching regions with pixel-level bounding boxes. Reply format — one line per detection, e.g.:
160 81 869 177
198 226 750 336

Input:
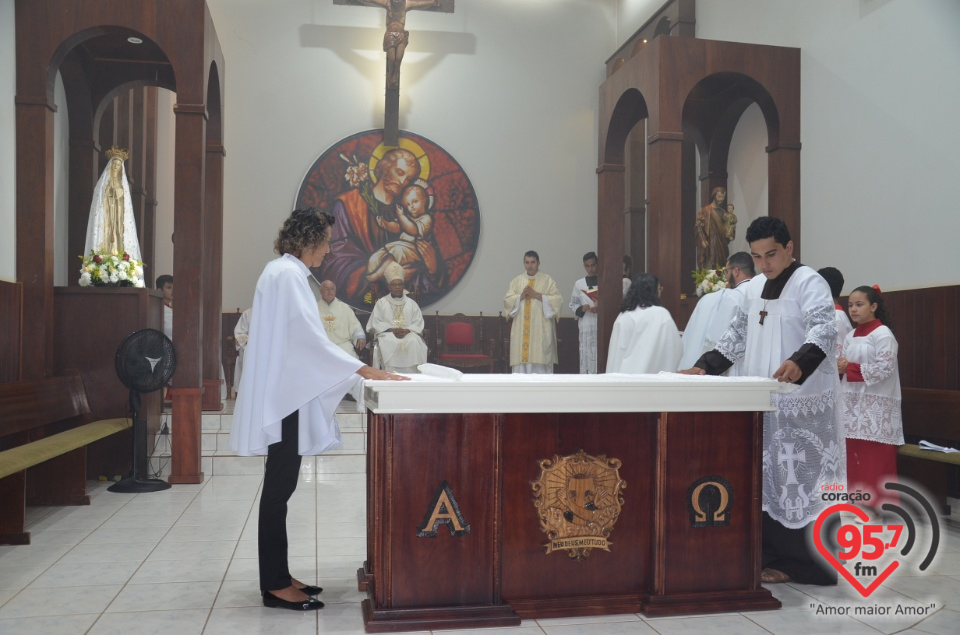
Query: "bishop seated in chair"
366 262 428 373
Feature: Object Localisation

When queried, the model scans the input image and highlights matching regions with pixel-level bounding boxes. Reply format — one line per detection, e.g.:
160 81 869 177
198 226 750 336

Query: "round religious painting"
296 130 481 309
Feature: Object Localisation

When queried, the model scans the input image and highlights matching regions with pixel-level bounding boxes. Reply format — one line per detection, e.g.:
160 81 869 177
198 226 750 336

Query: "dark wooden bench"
897 387 960 515
0 371 131 544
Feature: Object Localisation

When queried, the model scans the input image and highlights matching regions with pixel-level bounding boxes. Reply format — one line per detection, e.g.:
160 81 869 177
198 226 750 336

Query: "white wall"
0 0 15 282
699 0 960 293
206 0 616 313
616 0 667 44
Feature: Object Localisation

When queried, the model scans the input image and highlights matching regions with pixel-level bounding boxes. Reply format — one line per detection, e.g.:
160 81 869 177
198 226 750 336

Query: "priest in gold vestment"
503 251 563 373
317 280 366 359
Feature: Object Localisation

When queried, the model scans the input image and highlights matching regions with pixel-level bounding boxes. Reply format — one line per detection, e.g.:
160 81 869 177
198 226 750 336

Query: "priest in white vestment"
606 273 682 374
504 250 563 373
229 208 404 610
681 217 844 587
678 251 755 372
366 263 428 373
569 252 600 374
317 280 366 358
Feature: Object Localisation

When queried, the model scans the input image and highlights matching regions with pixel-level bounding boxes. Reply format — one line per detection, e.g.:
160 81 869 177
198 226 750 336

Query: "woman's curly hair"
274 207 336 257
620 273 661 313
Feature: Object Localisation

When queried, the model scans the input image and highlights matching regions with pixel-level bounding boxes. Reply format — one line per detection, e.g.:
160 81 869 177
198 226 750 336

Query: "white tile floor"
1 400 959 634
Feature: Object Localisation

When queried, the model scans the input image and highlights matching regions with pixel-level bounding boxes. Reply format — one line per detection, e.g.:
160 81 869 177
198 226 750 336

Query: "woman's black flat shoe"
298 585 323 596
262 591 324 611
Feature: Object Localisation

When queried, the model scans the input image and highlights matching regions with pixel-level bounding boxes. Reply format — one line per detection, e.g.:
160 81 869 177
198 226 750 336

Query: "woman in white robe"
230 208 404 611
606 273 682 374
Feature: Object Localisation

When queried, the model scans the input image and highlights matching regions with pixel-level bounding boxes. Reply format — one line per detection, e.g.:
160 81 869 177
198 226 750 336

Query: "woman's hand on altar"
677 367 706 375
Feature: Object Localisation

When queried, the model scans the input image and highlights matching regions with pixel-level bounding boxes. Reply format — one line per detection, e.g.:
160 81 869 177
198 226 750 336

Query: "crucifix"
335 0 455 147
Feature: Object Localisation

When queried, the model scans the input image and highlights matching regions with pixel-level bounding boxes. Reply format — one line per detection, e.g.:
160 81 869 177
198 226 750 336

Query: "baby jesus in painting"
367 180 440 283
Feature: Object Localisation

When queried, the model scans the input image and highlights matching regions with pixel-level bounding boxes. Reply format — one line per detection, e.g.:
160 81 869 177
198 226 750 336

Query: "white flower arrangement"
78 250 145 288
692 268 727 297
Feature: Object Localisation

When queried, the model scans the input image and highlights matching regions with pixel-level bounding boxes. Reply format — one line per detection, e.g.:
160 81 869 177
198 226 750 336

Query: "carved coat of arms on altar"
532 450 626 560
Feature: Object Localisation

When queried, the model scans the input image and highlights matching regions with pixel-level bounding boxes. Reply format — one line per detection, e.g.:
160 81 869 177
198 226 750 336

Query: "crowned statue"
84 146 142 260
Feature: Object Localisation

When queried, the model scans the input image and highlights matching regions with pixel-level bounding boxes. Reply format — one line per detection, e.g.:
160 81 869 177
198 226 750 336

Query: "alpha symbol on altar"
532 450 626 560
416 480 470 538
687 475 733 528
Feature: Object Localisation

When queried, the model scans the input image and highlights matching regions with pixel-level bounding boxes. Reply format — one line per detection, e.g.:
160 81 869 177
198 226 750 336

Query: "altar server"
818 266 853 358
366 262 428 373
606 273 682 374
682 216 845 586
230 207 404 611
678 251 754 371
504 250 563 373
570 251 600 374
838 285 902 517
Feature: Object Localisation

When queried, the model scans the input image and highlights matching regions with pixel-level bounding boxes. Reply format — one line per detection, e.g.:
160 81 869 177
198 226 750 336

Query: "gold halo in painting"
369 138 431 183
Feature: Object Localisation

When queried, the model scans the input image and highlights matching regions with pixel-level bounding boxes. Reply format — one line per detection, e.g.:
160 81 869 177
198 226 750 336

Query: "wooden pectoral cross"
335 0 455 147
759 309 768 325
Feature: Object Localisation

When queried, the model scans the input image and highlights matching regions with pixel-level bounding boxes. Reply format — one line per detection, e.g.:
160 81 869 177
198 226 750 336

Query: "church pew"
0 371 131 544
896 388 960 515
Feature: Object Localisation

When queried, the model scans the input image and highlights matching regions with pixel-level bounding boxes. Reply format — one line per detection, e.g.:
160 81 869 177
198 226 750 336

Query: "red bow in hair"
872 284 882 295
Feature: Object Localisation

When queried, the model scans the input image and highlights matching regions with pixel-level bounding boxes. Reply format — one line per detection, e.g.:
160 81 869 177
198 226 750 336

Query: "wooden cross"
335 0 455 146
759 309 768 325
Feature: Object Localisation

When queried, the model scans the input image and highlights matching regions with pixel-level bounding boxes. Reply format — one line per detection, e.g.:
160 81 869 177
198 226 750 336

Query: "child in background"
837 285 903 521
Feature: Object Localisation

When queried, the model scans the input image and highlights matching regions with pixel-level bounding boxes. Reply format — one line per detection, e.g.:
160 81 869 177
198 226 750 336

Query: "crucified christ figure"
359 0 440 89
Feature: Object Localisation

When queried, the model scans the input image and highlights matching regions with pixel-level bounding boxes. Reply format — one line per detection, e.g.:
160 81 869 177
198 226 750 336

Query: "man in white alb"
317 280 366 359
366 263 428 373
678 251 755 372
504 250 562 374
569 251 600 374
681 216 845 587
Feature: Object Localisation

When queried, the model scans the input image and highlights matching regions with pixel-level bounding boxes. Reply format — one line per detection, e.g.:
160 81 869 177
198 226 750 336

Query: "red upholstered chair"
435 312 495 373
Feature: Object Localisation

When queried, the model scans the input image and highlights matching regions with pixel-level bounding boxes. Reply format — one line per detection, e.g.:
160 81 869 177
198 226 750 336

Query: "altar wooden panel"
500 412 656 615
362 388 778 631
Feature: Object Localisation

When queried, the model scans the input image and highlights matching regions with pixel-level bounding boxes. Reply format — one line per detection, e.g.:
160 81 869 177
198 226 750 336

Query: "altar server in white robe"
233 307 251 395
570 251 600 374
366 263 428 373
837 285 903 516
681 216 844 587
678 251 755 372
818 266 853 358
504 250 563 373
606 273 682 374
230 208 404 611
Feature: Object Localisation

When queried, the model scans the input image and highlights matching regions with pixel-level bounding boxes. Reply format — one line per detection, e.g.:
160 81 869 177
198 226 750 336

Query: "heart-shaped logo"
812 503 899 597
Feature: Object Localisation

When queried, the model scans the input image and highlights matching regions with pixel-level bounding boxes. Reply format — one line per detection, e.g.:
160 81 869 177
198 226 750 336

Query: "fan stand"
109 389 171 493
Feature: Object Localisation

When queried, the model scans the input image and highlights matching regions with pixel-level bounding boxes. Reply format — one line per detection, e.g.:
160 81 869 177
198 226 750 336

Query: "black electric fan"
109 328 177 493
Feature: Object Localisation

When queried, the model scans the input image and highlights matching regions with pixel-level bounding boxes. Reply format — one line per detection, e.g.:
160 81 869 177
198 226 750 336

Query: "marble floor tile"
87 608 210 635
0 584 123 618
128 557 231 584
0 613 99 635
106 580 222 612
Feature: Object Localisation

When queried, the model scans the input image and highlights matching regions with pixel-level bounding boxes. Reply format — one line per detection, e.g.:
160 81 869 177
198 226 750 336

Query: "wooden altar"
359 374 783 632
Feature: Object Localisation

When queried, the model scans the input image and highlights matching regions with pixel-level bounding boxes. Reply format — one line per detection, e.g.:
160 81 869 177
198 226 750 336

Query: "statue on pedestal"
695 186 736 270
84 146 142 260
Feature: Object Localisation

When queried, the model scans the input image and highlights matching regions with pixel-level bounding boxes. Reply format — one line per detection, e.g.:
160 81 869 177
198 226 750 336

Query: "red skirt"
846 438 899 509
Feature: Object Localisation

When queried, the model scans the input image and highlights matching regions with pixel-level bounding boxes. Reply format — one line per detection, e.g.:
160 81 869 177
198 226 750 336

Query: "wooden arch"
14 0 225 484
596 36 800 370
